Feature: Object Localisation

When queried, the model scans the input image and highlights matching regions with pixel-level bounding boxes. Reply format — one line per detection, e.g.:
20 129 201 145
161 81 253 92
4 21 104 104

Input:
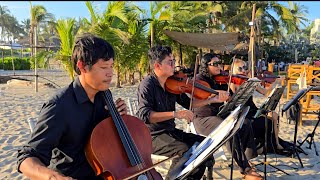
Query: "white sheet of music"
176 105 241 178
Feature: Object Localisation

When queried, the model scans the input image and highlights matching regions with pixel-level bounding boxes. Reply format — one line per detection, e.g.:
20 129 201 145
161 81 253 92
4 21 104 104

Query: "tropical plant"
55 18 77 80
29 3 53 57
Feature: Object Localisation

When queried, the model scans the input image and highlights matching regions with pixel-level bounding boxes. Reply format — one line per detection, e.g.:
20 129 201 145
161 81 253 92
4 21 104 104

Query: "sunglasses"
161 59 176 66
238 66 248 72
208 61 222 67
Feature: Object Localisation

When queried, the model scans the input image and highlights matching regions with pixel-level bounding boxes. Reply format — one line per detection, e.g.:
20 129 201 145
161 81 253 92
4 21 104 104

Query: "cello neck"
102 90 143 166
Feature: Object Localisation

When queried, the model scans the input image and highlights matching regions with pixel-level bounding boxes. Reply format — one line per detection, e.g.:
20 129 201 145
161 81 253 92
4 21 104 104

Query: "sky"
1 1 320 27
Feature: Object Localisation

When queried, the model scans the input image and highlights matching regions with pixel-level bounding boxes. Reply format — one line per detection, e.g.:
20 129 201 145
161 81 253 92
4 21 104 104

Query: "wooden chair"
282 64 309 99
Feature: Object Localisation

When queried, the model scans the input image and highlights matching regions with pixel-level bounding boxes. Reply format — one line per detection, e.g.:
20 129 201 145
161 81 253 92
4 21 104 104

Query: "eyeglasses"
208 61 222 67
162 60 176 66
238 66 248 72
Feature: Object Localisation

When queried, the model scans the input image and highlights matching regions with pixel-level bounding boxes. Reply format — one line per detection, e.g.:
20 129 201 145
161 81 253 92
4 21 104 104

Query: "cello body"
85 114 163 180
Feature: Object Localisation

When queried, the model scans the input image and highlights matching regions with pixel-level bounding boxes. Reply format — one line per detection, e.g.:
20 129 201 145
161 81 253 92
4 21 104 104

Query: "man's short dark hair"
71 33 115 75
147 45 172 68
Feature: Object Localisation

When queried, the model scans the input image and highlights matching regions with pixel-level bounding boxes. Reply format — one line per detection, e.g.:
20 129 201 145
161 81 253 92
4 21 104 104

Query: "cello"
85 90 163 180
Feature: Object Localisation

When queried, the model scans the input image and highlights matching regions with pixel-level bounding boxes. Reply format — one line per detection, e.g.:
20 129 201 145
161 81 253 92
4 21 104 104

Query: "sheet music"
176 105 242 178
218 78 260 117
254 85 286 118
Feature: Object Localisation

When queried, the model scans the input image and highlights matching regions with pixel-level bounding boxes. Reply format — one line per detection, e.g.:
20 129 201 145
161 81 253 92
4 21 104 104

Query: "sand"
0 69 319 179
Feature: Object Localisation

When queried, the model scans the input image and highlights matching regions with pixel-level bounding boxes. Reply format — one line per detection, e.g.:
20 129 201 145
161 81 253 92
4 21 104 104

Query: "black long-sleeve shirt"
17 77 107 180
136 72 190 135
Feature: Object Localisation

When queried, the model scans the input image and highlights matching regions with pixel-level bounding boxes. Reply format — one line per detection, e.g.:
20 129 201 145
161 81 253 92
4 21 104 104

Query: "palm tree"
21 19 30 36
29 2 53 57
149 1 170 47
283 1 309 34
0 5 10 42
55 18 77 80
88 1 131 87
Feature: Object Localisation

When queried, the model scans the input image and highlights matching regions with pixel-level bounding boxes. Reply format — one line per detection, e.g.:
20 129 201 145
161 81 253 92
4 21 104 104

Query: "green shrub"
0 57 31 70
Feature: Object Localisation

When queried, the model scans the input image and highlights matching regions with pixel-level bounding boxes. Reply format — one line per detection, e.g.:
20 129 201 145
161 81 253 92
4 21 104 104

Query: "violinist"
230 59 290 154
193 53 263 180
137 45 224 179
17 34 128 180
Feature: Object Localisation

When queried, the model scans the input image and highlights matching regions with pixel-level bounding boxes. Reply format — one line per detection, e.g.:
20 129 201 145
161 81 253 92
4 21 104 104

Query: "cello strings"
104 91 146 170
105 91 147 171
104 91 142 165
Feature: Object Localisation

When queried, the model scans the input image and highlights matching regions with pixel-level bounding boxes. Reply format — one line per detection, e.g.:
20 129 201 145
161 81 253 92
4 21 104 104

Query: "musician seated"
192 53 263 180
136 45 228 179
16 34 128 180
230 59 292 154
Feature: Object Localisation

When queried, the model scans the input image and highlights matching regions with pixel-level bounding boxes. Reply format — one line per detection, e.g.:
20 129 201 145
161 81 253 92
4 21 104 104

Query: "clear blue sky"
2 1 320 27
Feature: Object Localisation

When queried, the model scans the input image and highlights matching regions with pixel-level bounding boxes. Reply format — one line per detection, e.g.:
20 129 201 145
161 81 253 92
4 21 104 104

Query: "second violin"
165 71 219 100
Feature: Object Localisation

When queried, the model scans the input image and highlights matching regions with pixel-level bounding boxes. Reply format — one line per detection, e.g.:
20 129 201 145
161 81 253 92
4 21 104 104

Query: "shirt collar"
73 76 91 104
150 71 163 88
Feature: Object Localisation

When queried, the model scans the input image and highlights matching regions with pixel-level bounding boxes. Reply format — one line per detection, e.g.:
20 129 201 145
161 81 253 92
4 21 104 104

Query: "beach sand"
0 69 319 179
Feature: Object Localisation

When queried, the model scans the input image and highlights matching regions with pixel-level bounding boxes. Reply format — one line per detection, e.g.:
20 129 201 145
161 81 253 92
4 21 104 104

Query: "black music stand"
297 86 320 156
282 86 315 168
253 85 290 178
297 110 320 156
217 77 261 118
168 105 250 180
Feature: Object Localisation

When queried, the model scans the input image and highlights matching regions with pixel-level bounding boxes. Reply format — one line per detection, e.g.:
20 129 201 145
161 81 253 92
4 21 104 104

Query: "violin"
165 71 219 100
213 70 249 85
257 71 280 88
214 70 279 87
85 90 162 180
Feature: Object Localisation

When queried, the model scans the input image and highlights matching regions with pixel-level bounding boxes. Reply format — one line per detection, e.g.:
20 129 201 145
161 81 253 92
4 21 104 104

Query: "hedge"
0 57 31 70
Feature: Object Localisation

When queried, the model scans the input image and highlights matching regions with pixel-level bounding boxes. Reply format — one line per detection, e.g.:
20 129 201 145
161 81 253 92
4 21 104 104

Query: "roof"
163 30 249 52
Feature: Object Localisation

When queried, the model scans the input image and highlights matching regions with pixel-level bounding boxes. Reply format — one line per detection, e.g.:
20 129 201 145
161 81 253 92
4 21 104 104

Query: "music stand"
217 77 261 118
296 86 320 156
297 110 320 156
253 85 290 178
282 86 315 168
168 105 250 180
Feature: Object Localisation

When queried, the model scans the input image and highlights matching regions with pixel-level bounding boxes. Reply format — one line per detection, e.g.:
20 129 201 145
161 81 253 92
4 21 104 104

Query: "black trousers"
152 129 214 180
193 116 258 174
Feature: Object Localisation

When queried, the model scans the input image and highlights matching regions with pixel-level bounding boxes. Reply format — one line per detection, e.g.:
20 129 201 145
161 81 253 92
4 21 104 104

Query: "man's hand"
48 172 75 180
104 98 127 115
175 110 194 123
115 98 127 115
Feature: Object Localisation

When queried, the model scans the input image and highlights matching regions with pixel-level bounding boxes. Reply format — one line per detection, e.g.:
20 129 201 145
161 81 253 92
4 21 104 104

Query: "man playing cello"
17 33 129 180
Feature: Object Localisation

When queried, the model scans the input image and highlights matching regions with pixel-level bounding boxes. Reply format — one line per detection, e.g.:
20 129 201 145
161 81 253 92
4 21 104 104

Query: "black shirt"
136 72 190 135
17 77 107 180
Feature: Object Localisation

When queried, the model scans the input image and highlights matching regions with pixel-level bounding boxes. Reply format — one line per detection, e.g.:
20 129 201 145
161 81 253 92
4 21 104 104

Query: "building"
310 19 320 44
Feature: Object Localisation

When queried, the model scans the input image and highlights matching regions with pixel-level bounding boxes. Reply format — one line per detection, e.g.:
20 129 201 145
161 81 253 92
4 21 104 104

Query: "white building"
310 19 320 44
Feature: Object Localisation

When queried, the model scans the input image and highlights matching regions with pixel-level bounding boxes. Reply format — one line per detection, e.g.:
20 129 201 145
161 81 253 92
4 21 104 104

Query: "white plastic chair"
126 98 170 165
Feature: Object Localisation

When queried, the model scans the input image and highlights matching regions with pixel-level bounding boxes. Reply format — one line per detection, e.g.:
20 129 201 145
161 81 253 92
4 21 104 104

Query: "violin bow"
188 53 200 123
227 55 237 94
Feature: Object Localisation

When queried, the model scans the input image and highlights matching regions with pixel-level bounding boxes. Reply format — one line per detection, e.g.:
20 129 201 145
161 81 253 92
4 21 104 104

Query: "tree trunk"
116 64 121 88
130 73 135 85
30 26 34 57
179 43 183 67
1 49 4 69
148 22 154 75
139 70 142 82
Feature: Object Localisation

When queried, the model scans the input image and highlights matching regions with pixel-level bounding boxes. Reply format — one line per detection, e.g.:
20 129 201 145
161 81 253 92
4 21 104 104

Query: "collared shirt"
17 77 107 180
136 72 190 135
